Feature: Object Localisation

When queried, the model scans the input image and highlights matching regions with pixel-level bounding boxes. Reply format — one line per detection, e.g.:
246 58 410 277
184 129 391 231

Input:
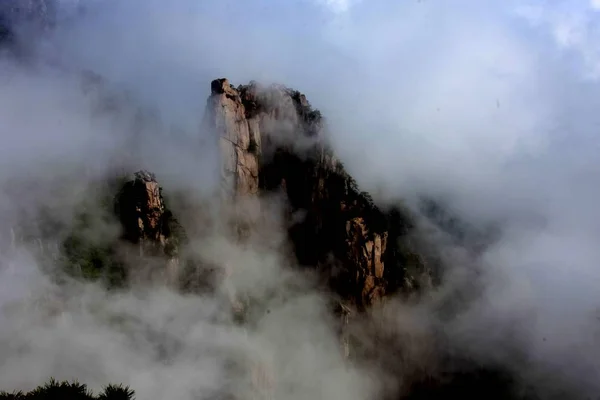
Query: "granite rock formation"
204 78 261 200
203 78 430 310
113 170 184 285
115 171 170 254
56 76 429 308
200 79 432 396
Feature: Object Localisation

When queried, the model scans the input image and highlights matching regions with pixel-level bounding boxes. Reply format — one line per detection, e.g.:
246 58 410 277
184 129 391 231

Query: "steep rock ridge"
203 78 430 310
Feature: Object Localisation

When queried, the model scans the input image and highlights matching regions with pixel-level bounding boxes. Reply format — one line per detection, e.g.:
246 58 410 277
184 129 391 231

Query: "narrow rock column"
203 78 262 241
204 79 260 199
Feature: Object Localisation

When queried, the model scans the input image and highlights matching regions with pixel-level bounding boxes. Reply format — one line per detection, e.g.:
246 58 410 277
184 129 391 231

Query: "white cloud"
313 0 358 14
516 1 600 79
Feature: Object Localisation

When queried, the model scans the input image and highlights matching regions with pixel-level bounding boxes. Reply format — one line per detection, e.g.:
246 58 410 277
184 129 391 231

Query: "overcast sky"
45 0 600 199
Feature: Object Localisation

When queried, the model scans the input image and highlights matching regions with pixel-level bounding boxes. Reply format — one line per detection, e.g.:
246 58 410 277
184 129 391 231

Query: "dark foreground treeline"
0 379 134 400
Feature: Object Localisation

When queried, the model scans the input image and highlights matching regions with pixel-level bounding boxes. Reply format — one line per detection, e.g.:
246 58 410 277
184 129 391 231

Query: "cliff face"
203 78 429 310
204 78 262 200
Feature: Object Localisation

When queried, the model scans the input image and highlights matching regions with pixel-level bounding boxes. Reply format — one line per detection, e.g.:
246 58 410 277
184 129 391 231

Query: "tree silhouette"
0 379 135 400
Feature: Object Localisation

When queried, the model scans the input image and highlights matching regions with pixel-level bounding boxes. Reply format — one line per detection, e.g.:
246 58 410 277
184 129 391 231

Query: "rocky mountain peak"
47 74 429 310
203 78 430 310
